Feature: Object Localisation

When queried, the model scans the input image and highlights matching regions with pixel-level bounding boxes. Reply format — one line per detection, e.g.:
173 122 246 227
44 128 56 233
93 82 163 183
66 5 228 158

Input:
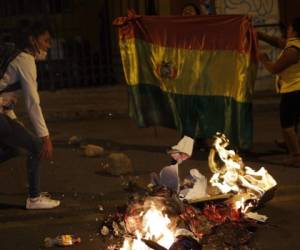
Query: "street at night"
0 86 299 249
1 1 300 249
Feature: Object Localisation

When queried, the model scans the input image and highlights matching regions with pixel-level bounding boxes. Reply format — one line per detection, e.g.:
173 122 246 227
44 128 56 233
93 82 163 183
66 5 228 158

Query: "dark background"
0 0 298 90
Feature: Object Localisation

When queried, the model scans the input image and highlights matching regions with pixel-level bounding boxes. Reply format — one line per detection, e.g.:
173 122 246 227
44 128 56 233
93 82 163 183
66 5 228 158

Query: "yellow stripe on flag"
119 38 256 103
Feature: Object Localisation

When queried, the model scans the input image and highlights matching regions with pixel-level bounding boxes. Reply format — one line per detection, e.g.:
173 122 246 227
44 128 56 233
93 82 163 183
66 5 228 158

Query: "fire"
234 196 254 213
104 133 276 249
208 133 277 212
121 203 175 250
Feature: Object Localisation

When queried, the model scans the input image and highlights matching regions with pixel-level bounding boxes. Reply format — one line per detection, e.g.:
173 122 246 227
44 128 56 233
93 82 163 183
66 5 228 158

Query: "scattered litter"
44 235 81 248
149 136 195 193
101 226 110 236
99 213 125 238
245 212 268 223
170 136 194 157
180 169 209 201
159 164 180 192
107 244 118 250
112 221 121 236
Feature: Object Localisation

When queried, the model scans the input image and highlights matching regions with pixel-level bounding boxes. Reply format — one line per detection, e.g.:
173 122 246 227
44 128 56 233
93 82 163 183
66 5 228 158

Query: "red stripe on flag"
115 14 257 54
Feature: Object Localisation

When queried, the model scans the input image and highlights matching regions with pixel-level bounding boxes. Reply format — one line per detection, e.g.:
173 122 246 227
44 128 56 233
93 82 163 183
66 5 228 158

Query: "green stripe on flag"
128 83 253 150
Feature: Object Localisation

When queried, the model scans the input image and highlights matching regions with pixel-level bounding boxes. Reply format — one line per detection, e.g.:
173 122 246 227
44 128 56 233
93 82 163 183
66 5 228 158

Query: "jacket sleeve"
17 55 49 137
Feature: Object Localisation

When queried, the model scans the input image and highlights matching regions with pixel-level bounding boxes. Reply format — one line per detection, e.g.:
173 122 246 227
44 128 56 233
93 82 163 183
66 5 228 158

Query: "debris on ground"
103 153 133 176
82 144 105 157
68 136 82 146
100 133 275 249
44 234 81 248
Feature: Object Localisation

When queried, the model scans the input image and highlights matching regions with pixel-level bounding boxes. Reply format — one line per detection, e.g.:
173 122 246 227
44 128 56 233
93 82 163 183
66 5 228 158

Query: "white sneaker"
26 193 60 209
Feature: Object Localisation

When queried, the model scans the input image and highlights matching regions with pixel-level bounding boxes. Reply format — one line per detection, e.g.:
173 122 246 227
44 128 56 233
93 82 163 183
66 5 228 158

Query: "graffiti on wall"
215 0 280 89
215 0 278 24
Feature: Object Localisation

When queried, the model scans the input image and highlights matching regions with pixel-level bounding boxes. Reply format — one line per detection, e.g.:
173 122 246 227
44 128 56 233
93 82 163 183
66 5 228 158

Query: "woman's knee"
28 137 43 156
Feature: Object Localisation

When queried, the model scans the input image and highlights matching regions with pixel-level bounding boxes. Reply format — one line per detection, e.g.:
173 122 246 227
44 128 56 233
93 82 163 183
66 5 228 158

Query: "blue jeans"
0 114 42 198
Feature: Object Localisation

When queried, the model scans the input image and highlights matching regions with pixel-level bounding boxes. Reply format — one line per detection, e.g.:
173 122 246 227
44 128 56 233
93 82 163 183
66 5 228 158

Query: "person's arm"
258 47 299 74
40 135 53 159
257 31 286 49
4 109 17 120
17 54 53 159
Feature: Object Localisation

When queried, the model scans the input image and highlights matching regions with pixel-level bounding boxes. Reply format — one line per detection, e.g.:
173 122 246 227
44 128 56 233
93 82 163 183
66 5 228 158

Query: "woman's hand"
40 135 53 160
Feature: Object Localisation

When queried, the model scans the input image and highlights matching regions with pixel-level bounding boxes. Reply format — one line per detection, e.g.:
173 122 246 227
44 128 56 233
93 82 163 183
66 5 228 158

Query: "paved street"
0 86 299 250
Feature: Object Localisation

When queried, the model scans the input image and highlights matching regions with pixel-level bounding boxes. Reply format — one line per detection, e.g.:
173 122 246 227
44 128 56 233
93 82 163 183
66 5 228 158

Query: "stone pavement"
2 85 300 250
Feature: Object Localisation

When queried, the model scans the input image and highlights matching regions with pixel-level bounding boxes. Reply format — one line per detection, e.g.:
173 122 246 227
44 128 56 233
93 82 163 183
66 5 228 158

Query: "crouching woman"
0 20 60 209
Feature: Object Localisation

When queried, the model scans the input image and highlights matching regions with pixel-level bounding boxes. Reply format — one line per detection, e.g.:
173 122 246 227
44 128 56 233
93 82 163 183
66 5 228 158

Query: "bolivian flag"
114 11 258 150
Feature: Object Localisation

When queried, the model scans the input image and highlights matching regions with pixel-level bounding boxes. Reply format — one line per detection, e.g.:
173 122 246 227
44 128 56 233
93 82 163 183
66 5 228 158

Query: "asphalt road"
0 105 299 249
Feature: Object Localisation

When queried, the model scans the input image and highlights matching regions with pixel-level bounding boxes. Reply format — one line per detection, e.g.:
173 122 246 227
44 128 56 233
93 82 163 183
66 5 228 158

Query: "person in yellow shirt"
258 18 300 166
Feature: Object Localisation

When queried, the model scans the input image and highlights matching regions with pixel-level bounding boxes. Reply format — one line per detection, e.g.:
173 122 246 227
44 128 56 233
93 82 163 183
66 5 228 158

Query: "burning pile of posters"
101 133 277 250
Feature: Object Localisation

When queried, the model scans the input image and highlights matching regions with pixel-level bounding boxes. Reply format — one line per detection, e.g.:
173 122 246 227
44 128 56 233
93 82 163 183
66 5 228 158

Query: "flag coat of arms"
114 11 258 150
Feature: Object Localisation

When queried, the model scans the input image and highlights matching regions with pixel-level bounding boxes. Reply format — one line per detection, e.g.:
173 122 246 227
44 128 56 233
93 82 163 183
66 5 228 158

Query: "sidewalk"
16 85 129 122
16 84 280 122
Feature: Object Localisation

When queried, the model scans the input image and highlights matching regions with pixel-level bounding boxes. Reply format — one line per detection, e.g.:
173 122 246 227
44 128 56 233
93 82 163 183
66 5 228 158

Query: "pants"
0 113 42 198
280 91 300 129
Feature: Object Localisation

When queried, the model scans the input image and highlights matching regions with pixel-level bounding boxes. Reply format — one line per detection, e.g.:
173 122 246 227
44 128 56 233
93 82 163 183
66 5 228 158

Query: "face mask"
35 50 48 61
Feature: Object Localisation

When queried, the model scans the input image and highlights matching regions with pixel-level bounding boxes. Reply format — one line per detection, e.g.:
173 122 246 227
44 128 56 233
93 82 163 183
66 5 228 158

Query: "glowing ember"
121 203 175 250
208 133 277 212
